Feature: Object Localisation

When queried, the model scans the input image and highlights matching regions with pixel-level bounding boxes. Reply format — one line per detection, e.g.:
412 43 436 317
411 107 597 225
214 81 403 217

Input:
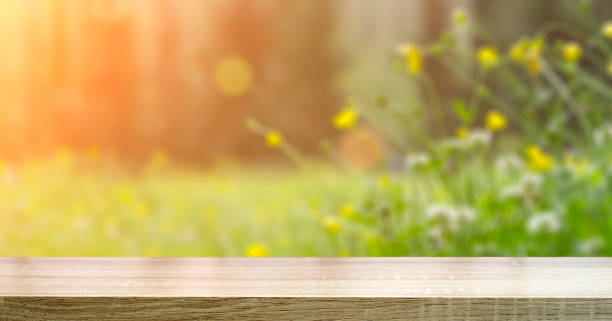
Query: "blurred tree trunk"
81 2 137 156
424 0 466 137
270 1 339 153
241 0 339 157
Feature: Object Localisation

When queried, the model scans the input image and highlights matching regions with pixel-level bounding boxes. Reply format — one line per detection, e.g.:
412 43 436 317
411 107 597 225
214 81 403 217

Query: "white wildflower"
427 204 476 231
495 154 524 172
466 129 492 149
528 212 561 234
405 152 431 170
455 206 476 223
576 237 604 255
593 124 612 145
426 204 456 222
499 184 524 201
443 137 468 151
474 242 497 255
499 174 542 201
447 205 476 231
428 227 444 249
442 129 491 152
520 174 542 195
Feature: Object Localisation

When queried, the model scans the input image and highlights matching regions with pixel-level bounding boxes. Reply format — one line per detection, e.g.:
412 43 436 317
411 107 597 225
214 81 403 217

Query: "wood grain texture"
1 298 612 321
1 258 611 320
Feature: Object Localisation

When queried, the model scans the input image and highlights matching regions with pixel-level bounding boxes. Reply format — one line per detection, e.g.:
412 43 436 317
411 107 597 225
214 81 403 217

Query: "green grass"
0 155 364 256
1 148 610 256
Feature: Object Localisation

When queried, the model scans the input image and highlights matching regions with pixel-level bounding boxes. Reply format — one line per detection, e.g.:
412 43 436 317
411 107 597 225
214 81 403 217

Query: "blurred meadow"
1 0 612 256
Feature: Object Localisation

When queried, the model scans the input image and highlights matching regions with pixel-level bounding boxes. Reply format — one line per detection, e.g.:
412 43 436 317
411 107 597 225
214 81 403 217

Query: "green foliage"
246 7 612 256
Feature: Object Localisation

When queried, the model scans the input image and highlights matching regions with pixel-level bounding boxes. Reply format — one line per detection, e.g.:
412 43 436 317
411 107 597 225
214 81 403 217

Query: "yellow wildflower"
563 42 582 63
565 154 591 175
486 111 507 132
340 203 355 218
602 21 612 39
145 248 161 257
525 38 544 75
246 243 269 257
509 41 526 63
452 8 467 26
377 174 391 189
324 217 342 235
607 61 612 76
455 126 469 139
477 46 500 69
526 145 555 172
333 107 359 129
397 43 422 76
509 38 542 75
527 58 542 75
133 201 150 218
265 131 283 148
527 38 544 58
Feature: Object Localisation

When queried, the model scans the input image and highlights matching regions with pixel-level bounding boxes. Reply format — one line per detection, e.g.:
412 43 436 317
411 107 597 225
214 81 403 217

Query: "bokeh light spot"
213 56 254 97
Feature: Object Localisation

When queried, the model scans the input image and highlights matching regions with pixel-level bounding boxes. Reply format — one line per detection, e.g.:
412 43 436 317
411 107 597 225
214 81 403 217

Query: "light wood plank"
1 257 611 297
1 258 611 320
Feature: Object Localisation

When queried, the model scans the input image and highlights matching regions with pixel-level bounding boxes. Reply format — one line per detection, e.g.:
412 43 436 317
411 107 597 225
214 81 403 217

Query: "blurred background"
2 0 609 163
1 0 611 256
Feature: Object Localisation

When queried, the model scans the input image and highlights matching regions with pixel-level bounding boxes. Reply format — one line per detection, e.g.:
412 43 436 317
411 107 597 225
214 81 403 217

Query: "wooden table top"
1 257 611 298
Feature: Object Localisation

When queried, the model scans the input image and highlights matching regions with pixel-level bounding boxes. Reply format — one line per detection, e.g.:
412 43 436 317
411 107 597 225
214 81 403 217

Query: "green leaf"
453 99 473 125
